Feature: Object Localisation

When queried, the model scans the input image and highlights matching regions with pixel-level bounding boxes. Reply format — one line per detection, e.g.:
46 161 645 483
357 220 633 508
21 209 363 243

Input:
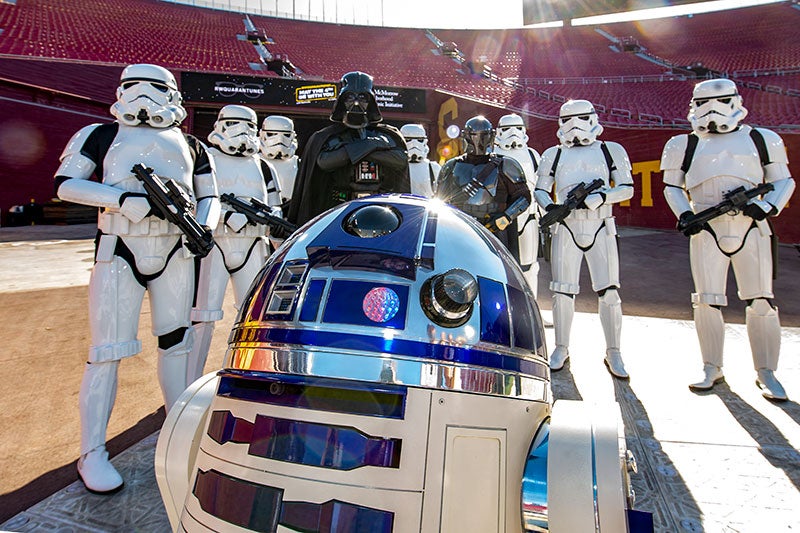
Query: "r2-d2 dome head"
462 116 494 156
208 105 259 156
110 64 186 128
260 115 298 160
688 78 748 134
495 113 529 150
226 194 546 397
557 100 603 147
400 123 430 163
330 71 382 128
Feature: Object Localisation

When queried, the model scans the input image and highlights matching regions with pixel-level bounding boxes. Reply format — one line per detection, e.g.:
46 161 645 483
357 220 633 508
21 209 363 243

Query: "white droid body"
661 79 795 400
535 100 634 377
55 64 220 494
493 114 541 297
156 195 645 532
189 105 282 382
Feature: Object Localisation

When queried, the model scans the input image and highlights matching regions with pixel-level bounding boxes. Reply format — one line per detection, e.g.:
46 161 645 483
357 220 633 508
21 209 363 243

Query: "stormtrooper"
259 115 299 211
492 113 542 298
661 78 795 401
436 115 531 255
188 105 282 384
54 63 220 493
534 100 634 378
287 71 410 225
400 123 440 198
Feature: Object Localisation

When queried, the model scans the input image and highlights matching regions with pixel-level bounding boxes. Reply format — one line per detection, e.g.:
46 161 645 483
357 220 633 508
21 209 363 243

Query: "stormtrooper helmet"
557 100 602 147
462 116 494 156
208 105 259 156
400 123 430 163
260 115 298 160
110 64 186 128
495 113 529 150
688 78 747 134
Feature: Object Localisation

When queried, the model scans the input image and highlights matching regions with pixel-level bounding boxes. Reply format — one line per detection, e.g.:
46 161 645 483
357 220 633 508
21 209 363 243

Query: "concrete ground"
0 223 798 532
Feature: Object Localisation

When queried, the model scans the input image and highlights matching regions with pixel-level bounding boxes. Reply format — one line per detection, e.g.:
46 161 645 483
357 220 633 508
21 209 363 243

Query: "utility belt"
98 210 180 237
461 202 504 219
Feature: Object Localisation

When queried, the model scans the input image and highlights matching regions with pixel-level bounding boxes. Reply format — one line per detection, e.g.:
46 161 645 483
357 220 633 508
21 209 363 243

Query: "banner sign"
181 72 426 114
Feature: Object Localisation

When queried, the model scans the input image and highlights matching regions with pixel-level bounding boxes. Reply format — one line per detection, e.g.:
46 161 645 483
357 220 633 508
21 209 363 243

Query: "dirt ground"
0 223 798 522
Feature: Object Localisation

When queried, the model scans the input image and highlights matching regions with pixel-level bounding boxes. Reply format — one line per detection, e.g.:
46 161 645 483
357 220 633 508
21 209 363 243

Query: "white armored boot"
689 363 725 392
78 361 124 494
599 289 627 379
158 329 193 414
187 321 215 384
747 299 786 401
550 292 574 370
756 369 787 402
689 303 725 392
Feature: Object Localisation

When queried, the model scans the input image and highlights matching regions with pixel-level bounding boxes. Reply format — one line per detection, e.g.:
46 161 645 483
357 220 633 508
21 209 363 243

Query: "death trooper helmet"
557 99 603 147
330 71 382 128
400 123 430 163
208 105 259 156
495 113 529 150
260 115 298 160
462 116 494 156
688 78 747 134
110 64 186 128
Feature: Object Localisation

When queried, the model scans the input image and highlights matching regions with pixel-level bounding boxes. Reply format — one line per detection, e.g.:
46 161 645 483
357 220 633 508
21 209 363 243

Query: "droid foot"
756 369 787 402
549 346 569 371
604 349 629 380
78 447 124 494
688 364 724 392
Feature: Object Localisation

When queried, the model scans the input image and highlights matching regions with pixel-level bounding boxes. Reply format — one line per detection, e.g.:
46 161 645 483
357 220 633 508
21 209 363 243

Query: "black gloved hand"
677 211 704 236
742 202 776 221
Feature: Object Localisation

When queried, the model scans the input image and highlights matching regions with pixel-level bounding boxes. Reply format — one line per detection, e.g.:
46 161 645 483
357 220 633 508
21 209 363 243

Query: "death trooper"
260 115 299 210
662 78 795 401
436 115 531 254
54 64 220 493
189 105 282 383
534 100 634 378
400 123 440 198
493 113 542 297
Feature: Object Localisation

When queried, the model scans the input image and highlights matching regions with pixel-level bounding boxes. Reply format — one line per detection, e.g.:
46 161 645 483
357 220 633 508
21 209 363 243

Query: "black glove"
545 203 561 212
678 211 704 236
742 202 776 221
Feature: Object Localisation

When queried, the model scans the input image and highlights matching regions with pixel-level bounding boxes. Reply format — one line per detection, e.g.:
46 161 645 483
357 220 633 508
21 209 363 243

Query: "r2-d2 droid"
156 195 647 532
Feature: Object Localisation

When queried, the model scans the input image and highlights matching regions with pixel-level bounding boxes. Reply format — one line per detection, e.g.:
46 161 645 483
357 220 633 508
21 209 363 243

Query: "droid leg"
746 299 786 401
598 288 627 380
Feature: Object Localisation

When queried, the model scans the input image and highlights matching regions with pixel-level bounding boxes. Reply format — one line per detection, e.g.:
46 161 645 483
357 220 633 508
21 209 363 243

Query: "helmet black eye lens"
122 82 137 90
719 97 732 104
151 83 169 93
579 115 590 121
695 99 709 106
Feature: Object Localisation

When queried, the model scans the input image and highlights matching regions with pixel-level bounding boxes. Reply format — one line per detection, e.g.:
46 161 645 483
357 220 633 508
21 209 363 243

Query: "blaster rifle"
677 182 775 236
130 164 215 257
539 178 605 229
220 193 298 238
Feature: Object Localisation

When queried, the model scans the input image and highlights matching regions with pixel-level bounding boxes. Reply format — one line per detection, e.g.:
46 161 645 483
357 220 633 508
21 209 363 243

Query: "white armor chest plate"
104 125 194 195
554 145 610 202
269 157 298 201
214 153 268 202
685 131 763 191
495 147 536 186
409 161 435 198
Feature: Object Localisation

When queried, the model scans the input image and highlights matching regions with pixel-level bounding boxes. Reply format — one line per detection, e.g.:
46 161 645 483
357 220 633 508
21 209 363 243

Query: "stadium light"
570 0 784 26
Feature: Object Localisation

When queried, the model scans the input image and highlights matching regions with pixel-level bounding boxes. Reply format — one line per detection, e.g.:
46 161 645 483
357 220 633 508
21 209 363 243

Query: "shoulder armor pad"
660 134 690 172
537 146 560 178
753 127 789 165
603 142 632 173
59 123 103 161
500 155 526 183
